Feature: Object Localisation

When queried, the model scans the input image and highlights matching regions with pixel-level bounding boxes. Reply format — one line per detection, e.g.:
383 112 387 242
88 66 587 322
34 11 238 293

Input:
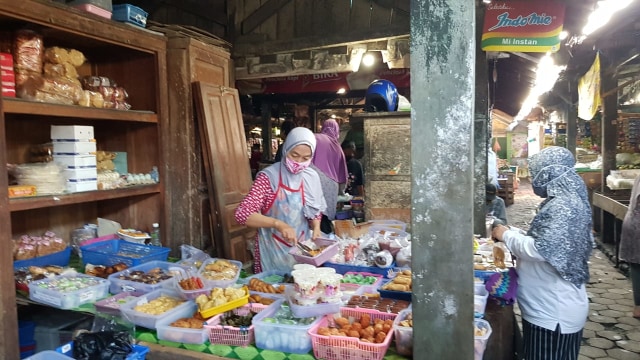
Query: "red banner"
260 68 410 94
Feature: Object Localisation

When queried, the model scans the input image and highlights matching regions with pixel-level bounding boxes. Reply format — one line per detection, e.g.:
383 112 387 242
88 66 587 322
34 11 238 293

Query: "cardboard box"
64 168 97 181
333 220 372 239
66 180 98 193
52 140 96 154
53 155 97 168
51 125 95 140
8 185 37 198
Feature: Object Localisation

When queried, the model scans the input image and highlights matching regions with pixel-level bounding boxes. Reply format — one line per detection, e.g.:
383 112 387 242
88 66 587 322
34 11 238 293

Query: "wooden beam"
234 25 409 56
242 0 292 35
162 0 227 25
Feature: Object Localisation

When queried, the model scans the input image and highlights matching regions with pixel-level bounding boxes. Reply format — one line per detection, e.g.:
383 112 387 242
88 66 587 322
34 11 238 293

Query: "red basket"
308 307 397 360
204 302 269 347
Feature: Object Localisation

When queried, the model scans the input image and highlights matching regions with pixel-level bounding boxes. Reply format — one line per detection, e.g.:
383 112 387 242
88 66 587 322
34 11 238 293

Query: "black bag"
73 331 134 360
320 214 334 234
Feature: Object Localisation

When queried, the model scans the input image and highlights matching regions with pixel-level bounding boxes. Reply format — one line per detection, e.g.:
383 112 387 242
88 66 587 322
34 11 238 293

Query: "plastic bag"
179 244 211 270
395 246 411 268
73 331 134 360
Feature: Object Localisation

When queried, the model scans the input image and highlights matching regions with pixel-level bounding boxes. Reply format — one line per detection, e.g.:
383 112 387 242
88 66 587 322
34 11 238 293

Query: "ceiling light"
559 31 569 40
362 53 376 67
583 0 633 36
482 0 491 3
337 88 346 94
331 114 337 119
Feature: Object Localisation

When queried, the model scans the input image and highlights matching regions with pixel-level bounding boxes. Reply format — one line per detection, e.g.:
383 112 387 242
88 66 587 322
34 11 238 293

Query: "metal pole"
411 0 475 358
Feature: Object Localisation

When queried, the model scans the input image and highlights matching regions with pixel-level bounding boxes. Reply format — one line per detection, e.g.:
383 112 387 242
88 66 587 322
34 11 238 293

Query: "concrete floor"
506 178 640 360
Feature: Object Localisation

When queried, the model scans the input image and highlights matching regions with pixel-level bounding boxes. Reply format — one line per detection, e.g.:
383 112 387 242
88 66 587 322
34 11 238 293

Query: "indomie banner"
482 1 565 52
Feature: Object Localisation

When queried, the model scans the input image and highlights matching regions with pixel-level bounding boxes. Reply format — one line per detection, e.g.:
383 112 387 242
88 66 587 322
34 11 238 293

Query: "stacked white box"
51 125 98 193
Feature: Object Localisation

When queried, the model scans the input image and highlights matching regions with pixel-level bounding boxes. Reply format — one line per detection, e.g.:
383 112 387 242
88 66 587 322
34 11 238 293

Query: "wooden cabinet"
359 112 412 229
0 1 168 356
164 35 232 252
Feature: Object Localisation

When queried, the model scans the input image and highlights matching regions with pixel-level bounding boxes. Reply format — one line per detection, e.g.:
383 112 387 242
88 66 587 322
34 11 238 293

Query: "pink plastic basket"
288 238 339 266
308 307 397 360
204 302 269 346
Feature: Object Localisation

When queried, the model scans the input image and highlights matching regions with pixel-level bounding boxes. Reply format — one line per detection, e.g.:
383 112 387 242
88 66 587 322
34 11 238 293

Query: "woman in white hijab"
235 127 326 272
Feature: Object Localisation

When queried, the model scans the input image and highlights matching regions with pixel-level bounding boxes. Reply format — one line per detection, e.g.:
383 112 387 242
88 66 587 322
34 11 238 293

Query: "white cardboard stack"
51 125 98 192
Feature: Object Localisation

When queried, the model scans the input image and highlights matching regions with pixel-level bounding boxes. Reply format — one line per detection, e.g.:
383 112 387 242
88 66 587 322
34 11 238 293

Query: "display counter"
592 191 630 265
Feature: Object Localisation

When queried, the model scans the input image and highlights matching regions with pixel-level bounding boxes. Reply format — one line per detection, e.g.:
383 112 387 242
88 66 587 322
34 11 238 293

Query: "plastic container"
340 271 384 292
72 4 112 19
173 275 211 300
474 318 492 360
80 239 170 267
393 309 413 356
28 274 110 309
107 260 189 294
204 302 270 346
378 279 412 302
14 247 72 270
117 229 150 245
289 238 340 266
120 289 193 329
56 341 149 360
309 307 397 360
474 286 489 318
323 262 395 277
94 292 141 316
241 270 291 285
286 287 341 318
252 299 322 354
199 286 250 319
112 4 148 27
25 351 73 360
66 0 113 11
155 302 207 344
19 320 36 345
197 258 242 288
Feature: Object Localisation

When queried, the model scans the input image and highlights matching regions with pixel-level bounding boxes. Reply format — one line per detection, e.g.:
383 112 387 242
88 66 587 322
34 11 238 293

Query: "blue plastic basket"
14 247 71 270
80 239 169 267
56 341 149 359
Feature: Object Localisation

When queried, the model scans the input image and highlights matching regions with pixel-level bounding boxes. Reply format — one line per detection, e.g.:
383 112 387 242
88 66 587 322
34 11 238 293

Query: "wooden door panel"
194 83 254 263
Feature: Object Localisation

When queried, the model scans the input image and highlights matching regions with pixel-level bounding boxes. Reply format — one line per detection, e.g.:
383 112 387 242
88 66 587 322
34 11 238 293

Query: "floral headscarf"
527 146 592 287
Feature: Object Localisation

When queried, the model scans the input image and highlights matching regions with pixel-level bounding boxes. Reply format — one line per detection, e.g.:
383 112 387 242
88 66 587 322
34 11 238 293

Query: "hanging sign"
260 68 410 94
481 1 565 52
578 53 601 121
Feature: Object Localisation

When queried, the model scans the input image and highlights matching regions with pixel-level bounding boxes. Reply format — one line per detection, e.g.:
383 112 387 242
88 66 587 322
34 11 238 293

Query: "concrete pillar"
410 1 475 359
474 3 489 235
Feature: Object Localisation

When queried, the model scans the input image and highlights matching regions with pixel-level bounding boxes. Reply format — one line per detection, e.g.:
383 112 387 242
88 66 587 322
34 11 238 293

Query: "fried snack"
493 246 506 269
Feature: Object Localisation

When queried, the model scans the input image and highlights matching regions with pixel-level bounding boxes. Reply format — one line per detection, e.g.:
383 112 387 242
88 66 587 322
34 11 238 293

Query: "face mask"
285 157 311 174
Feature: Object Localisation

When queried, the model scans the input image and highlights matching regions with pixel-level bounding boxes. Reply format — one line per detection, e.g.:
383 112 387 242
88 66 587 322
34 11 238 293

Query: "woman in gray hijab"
620 175 640 318
493 146 592 360
235 127 326 273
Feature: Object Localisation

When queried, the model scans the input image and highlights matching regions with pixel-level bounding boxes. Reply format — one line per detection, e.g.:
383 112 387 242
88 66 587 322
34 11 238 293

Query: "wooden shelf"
9 184 161 212
3 98 158 123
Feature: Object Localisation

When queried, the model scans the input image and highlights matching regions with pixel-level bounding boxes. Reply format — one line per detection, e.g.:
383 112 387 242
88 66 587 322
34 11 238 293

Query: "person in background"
274 119 295 163
486 183 507 224
235 127 326 272
492 146 592 360
312 119 348 227
341 140 364 197
249 143 262 180
620 175 640 318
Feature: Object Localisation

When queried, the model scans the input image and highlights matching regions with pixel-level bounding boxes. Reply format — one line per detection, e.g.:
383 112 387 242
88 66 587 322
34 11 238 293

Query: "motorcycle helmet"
364 79 399 112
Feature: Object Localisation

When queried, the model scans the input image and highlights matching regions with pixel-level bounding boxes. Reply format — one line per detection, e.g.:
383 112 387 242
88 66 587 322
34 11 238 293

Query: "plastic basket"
474 319 492 360
289 238 340 266
474 287 489 318
80 239 169 267
14 247 71 270
204 302 270 346
309 307 397 360
378 279 412 301
56 341 149 360
392 309 413 356
25 351 73 360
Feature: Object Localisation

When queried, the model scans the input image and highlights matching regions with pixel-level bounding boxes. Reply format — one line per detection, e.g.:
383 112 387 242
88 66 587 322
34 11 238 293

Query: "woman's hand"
492 224 509 242
275 220 297 244
311 219 321 240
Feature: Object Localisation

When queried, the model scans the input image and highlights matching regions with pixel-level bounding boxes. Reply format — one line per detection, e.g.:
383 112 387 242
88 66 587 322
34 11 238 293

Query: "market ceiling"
127 0 640 118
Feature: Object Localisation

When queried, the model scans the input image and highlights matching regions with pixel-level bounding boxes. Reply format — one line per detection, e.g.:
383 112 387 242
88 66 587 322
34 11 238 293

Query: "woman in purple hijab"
312 119 348 222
